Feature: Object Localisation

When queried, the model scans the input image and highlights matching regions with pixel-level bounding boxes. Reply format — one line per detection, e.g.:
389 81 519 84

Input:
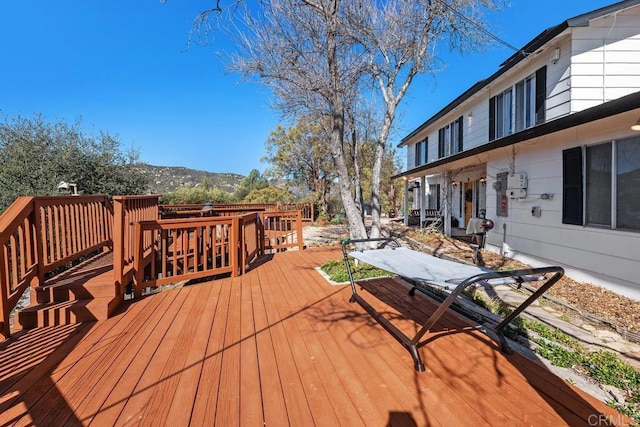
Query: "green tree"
159 186 232 204
243 186 293 204
263 119 334 215
0 114 148 211
234 169 269 201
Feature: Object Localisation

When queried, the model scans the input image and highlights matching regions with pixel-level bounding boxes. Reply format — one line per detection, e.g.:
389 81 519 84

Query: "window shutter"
457 116 463 153
424 137 428 162
535 66 547 125
438 128 444 158
489 97 496 141
562 147 583 225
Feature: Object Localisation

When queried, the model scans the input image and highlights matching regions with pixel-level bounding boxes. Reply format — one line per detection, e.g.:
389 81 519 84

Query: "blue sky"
0 0 616 176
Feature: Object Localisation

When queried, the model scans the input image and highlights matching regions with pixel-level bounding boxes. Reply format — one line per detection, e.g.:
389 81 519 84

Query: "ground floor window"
563 136 640 231
428 184 440 210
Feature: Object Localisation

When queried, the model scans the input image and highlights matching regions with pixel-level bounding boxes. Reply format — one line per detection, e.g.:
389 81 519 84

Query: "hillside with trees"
0 114 149 212
133 163 244 195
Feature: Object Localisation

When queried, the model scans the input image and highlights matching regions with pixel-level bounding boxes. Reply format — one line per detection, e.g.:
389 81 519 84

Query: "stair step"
36 279 116 303
16 297 113 329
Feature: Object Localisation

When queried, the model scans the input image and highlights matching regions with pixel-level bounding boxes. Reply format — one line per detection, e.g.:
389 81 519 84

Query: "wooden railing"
0 195 114 339
159 202 314 222
133 216 239 296
0 197 37 339
239 213 260 274
34 196 113 279
132 210 303 295
1 194 306 339
212 203 277 211
112 195 159 292
278 203 315 223
260 211 304 253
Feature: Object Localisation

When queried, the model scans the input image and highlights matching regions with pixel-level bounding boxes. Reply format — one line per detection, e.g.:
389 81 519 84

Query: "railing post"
133 222 144 298
0 245 10 340
231 216 240 277
112 197 125 296
296 211 304 251
258 213 265 256
238 216 246 276
32 200 46 288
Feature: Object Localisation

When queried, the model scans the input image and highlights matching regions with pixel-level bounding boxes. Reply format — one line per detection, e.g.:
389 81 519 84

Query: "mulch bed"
404 228 640 335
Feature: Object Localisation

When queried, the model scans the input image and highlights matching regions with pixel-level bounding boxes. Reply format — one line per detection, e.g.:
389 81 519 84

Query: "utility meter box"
507 173 528 190
508 189 527 199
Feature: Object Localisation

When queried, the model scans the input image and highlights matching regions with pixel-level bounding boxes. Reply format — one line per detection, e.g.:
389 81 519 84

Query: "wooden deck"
0 247 628 426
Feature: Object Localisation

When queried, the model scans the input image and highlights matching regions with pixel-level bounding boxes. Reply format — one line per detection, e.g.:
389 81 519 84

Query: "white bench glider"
342 238 564 372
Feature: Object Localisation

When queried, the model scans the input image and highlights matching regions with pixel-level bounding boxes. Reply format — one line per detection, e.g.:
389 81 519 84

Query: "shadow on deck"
0 247 629 426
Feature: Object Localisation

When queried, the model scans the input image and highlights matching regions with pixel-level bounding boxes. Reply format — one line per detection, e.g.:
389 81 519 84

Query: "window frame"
437 116 463 159
490 66 546 141
414 137 427 167
562 136 640 232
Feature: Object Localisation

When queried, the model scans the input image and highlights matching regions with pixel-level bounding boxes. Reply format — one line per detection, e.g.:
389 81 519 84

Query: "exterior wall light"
58 181 78 195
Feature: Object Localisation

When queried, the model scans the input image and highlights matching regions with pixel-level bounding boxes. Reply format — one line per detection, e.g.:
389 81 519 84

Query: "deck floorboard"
0 246 629 426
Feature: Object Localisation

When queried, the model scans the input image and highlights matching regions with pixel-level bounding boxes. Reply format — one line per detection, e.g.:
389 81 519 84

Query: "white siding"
483 115 640 291
570 8 640 111
464 100 490 150
546 36 573 119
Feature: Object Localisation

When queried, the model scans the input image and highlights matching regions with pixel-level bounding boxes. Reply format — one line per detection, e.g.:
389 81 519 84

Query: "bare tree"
183 0 501 239
343 0 499 238
228 0 370 239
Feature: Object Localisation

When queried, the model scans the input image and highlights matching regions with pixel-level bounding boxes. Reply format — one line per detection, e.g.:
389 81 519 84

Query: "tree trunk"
369 106 394 239
351 129 364 220
329 108 367 239
327 9 367 241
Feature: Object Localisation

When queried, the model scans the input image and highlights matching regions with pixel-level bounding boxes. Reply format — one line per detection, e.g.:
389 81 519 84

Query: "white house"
395 0 640 299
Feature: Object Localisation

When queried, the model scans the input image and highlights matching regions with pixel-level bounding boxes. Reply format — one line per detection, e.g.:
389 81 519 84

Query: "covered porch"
401 164 489 244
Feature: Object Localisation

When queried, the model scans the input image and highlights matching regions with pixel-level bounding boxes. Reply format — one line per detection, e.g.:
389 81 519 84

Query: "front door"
464 182 474 228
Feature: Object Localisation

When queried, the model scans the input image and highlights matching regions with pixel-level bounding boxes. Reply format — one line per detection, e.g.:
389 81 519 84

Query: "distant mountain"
134 163 245 194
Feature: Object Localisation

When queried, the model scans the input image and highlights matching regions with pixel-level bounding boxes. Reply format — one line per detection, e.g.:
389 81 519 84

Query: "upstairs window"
490 66 546 141
414 137 427 167
438 116 463 158
515 75 535 131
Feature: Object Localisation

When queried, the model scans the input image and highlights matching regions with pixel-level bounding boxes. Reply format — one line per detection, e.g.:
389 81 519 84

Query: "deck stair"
15 251 119 330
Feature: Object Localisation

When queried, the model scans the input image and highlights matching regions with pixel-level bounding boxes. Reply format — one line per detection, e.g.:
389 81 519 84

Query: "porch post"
403 179 409 226
444 173 452 237
419 176 426 227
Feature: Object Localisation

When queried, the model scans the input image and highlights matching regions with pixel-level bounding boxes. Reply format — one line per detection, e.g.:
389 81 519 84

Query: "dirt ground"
304 222 640 336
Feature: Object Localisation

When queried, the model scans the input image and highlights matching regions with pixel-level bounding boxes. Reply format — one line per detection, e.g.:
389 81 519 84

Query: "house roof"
397 0 640 148
392 90 640 179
